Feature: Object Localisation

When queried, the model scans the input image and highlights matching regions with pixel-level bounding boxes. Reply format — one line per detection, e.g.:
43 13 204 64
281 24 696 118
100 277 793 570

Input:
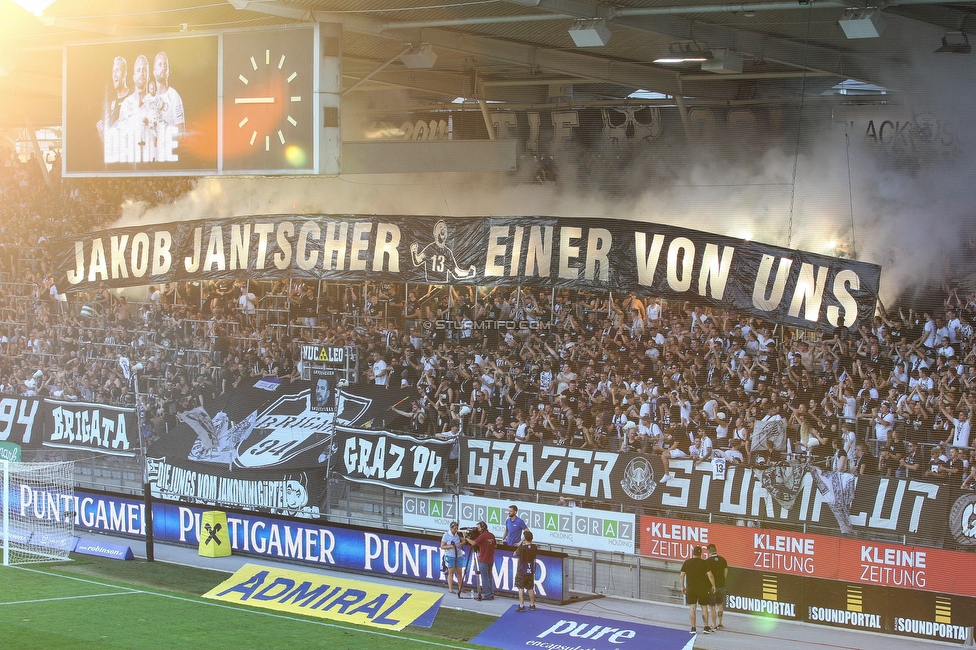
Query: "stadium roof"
1 0 974 129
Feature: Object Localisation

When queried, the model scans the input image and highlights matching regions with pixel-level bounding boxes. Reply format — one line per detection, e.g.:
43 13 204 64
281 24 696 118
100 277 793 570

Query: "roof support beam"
392 27 689 98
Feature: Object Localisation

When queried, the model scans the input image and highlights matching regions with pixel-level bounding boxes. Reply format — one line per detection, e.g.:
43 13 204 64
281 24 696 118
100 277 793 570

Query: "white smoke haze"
117 44 975 309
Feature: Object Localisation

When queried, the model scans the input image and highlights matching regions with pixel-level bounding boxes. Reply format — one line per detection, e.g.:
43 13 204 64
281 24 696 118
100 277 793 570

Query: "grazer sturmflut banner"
461 442 949 542
54 214 881 329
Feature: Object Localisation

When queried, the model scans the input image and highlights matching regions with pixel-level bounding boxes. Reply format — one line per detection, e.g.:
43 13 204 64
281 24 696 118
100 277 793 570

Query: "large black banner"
0 396 137 457
146 455 329 517
144 377 421 513
54 214 881 329
461 442 949 542
149 377 333 472
146 376 332 515
334 427 453 493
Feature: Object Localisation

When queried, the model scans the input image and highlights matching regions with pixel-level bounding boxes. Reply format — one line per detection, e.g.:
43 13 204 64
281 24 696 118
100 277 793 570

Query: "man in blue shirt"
505 504 529 546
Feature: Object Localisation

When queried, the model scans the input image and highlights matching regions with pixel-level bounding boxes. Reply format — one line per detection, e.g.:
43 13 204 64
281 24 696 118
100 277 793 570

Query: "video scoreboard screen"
63 25 325 176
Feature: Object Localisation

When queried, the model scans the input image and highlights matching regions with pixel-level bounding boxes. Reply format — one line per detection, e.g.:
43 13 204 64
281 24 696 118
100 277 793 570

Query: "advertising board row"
15 487 971 642
639 514 976 598
20 487 567 602
402 493 636 554
724 568 975 643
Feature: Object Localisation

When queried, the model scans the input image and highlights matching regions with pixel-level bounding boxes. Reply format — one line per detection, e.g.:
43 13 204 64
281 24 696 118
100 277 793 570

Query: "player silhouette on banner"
410 220 477 283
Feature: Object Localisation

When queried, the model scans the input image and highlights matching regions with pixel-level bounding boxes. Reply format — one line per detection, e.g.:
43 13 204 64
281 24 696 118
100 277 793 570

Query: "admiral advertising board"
48 488 567 602
205 563 443 631
402 493 635 553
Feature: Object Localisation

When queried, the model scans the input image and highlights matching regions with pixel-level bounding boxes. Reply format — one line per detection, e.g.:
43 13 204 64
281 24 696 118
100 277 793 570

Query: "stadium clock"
222 28 315 171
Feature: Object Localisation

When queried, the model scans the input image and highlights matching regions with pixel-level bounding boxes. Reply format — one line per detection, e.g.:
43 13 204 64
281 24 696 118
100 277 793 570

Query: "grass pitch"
0 555 494 649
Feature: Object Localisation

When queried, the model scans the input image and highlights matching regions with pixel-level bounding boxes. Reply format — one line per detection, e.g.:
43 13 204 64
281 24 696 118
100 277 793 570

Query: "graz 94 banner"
333 427 452 493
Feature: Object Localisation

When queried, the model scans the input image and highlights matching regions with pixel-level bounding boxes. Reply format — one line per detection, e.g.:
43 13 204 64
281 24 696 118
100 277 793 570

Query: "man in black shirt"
899 441 921 479
705 543 729 630
680 545 716 635
513 530 538 612
849 443 875 476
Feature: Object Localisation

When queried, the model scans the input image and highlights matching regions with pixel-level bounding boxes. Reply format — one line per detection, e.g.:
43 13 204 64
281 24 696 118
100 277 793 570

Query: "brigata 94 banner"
639 515 976 598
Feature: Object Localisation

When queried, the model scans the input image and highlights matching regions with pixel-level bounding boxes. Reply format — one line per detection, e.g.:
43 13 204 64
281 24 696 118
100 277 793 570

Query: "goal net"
1 461 76 566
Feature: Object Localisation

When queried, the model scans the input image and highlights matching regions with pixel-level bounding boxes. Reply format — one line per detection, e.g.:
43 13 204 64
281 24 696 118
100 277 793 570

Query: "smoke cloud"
121 30 975 308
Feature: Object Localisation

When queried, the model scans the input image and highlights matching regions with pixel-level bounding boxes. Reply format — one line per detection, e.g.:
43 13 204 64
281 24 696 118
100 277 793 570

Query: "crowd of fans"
2 146 976 488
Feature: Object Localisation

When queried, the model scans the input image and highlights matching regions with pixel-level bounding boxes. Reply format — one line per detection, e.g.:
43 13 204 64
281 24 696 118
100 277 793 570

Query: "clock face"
222 28 315 172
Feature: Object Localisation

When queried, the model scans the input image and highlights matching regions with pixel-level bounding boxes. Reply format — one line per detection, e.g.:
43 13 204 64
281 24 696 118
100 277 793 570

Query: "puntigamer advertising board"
42 488 567 602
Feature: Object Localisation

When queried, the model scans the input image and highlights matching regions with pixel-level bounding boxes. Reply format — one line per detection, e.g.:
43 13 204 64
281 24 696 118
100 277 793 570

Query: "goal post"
1 460 76 566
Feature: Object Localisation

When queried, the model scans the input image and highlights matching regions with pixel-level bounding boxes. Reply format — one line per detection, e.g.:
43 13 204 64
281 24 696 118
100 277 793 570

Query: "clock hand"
235 97 275 104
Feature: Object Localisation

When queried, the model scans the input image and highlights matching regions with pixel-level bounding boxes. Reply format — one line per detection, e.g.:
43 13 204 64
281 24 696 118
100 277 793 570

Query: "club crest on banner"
620 455 657 501
760 460 810 511
948 491 976 546
236 389 334 469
